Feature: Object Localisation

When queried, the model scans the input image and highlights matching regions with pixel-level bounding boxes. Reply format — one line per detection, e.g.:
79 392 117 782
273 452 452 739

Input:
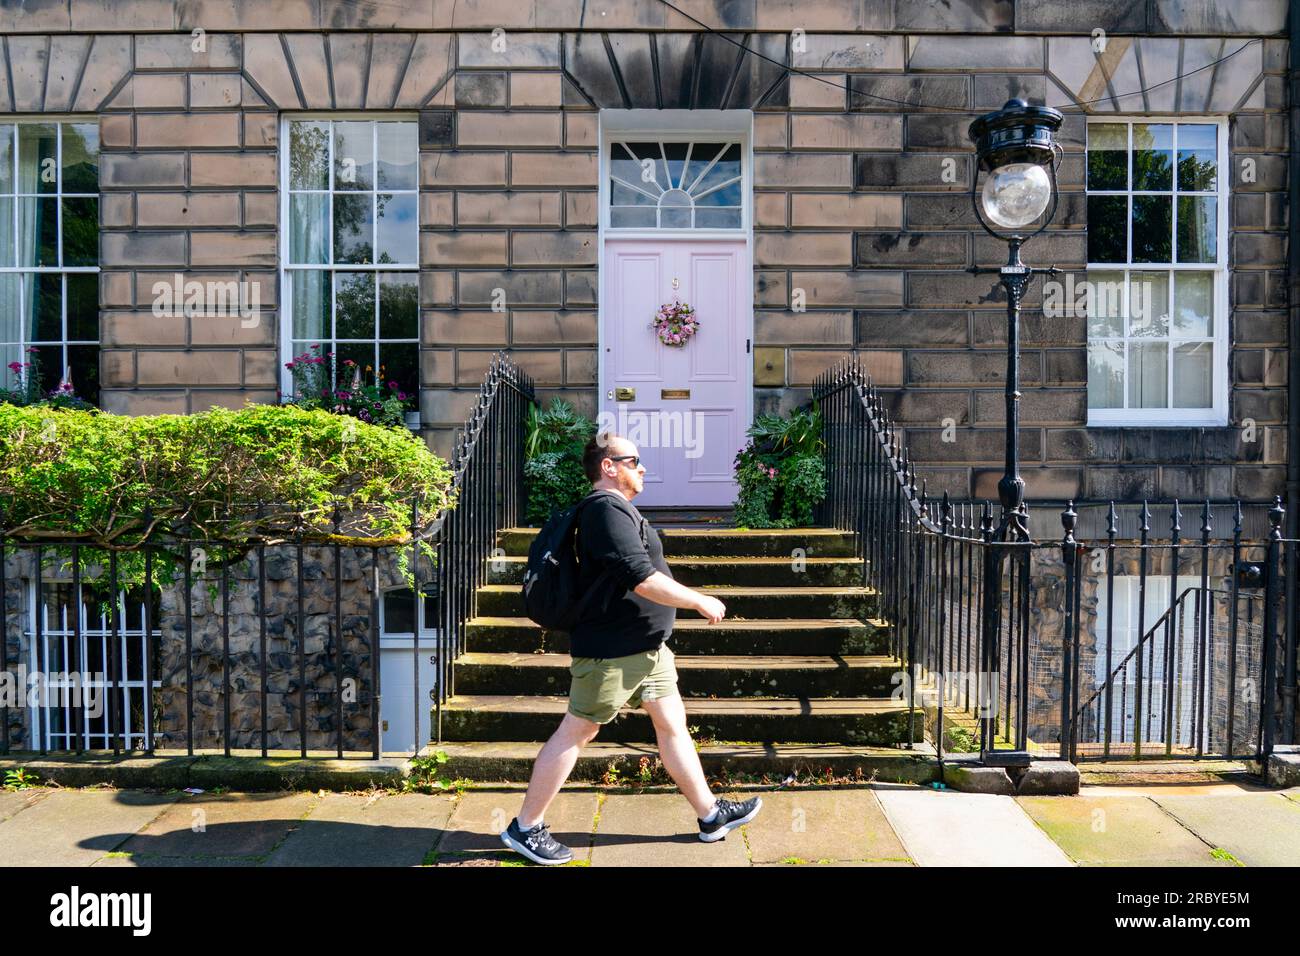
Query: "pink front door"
601 239 749 508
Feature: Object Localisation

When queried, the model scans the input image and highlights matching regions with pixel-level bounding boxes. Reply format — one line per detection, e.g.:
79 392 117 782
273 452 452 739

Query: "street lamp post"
966 98 1063 765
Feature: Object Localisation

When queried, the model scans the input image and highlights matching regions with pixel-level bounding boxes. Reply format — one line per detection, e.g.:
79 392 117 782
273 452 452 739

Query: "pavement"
2 779 1298 866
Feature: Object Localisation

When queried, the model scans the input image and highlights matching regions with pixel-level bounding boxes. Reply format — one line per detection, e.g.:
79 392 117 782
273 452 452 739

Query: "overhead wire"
651 0 1262 116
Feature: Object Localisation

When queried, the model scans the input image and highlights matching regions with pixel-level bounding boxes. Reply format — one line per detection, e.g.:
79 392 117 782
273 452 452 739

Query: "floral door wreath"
651 299 700 347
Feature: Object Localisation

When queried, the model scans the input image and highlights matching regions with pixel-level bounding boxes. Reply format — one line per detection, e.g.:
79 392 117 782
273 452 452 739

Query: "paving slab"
1017 795 1232 867
0 787 49 823
591 792 752 866
742 789 911 864
757 859 912 866
119 791 320 861
0 789 182 866
1079 780 1272 799
1150 792 1300 867
877 787 1073 867
93 854 253 867
433 790 600 865
264 792 458 867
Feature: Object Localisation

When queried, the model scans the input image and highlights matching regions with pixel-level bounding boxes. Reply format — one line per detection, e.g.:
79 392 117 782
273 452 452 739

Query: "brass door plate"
615 386 636 401
661 388 690 400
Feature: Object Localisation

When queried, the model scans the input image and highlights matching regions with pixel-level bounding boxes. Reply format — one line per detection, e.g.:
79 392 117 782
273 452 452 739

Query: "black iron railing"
813 357 1296 764
0 352 534 760
422 352 534 743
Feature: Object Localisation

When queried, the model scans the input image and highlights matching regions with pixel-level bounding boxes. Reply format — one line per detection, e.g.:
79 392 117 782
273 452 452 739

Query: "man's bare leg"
641 693 715 818
517 712 600 827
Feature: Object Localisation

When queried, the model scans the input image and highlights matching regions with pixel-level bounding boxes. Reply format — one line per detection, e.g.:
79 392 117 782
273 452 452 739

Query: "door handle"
615 387 636 401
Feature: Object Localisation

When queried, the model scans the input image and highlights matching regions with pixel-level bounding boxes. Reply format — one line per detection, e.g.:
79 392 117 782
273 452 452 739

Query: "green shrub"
524 398 596 525
0 402 454 550
732 405 826 528
524 451 591 527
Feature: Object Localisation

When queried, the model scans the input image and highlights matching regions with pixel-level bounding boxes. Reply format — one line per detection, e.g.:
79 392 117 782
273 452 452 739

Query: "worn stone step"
427 740 939 785
486 555 865 588
476 584 878 620
438 695 924 745
464 617 892 655
497 526 860 558
453 652 903 698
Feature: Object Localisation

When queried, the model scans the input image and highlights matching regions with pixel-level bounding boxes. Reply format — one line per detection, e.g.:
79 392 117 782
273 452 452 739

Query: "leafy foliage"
524 398 596 526
524 397 595 459
524 452 590 527
0 403 453 547
732 405 826 529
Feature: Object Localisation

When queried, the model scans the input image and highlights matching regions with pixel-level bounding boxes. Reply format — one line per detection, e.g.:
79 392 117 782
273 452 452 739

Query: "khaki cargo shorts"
567 644 678 724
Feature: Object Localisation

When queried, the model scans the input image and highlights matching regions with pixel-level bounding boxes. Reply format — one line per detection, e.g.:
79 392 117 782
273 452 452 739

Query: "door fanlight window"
607 141 743 230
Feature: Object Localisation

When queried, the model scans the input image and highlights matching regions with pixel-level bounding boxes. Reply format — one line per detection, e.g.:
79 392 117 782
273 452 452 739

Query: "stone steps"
438 695 924 746
487 555 865 588
497 526 860 558
475 584 879 620
453 652 902 698
429 740 940 785
463 616 892 656
433 523 928 770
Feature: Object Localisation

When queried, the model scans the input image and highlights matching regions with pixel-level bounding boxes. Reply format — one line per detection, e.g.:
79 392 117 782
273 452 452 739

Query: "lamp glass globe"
981 162 1052 229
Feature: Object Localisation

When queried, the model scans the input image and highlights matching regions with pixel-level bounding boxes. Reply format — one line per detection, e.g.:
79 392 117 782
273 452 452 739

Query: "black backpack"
521 491 648 632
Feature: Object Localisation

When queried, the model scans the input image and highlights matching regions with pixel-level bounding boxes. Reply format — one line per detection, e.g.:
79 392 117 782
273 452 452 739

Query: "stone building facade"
0 0 1289 505
2 1 1295 753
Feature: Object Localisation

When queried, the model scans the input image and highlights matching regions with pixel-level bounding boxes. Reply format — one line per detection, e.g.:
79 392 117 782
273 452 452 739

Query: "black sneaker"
500 817 574 865
698 796 763 843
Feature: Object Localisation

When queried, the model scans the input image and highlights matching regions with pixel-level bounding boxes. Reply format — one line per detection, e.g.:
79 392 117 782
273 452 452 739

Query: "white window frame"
0 116 101 403
377 585 442 647
1092 574 1206 744
278 113 421 399
25 580 161 752
1084 116 1229 428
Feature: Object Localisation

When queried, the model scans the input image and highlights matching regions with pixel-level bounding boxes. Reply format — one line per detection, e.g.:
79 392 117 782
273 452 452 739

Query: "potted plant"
732 405 826 528
523 397 597 526
0 348 94 410
282 345 414 430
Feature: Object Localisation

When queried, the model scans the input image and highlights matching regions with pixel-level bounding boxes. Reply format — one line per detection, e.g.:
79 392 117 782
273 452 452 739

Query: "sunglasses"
607 455 642 468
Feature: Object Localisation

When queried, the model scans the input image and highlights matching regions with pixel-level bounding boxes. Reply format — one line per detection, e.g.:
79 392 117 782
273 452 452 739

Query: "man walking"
500 432 762 864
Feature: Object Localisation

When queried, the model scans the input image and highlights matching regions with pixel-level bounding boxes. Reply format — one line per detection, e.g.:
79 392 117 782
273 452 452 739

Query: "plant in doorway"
732 405 826 528
524 397 597 526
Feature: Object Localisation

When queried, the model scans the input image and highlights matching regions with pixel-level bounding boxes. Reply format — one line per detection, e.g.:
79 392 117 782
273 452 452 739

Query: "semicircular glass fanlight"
608 141 743 230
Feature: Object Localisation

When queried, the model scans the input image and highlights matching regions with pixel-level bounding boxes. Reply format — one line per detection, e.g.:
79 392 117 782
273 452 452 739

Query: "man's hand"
694 594 726 624
633 571 726 623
